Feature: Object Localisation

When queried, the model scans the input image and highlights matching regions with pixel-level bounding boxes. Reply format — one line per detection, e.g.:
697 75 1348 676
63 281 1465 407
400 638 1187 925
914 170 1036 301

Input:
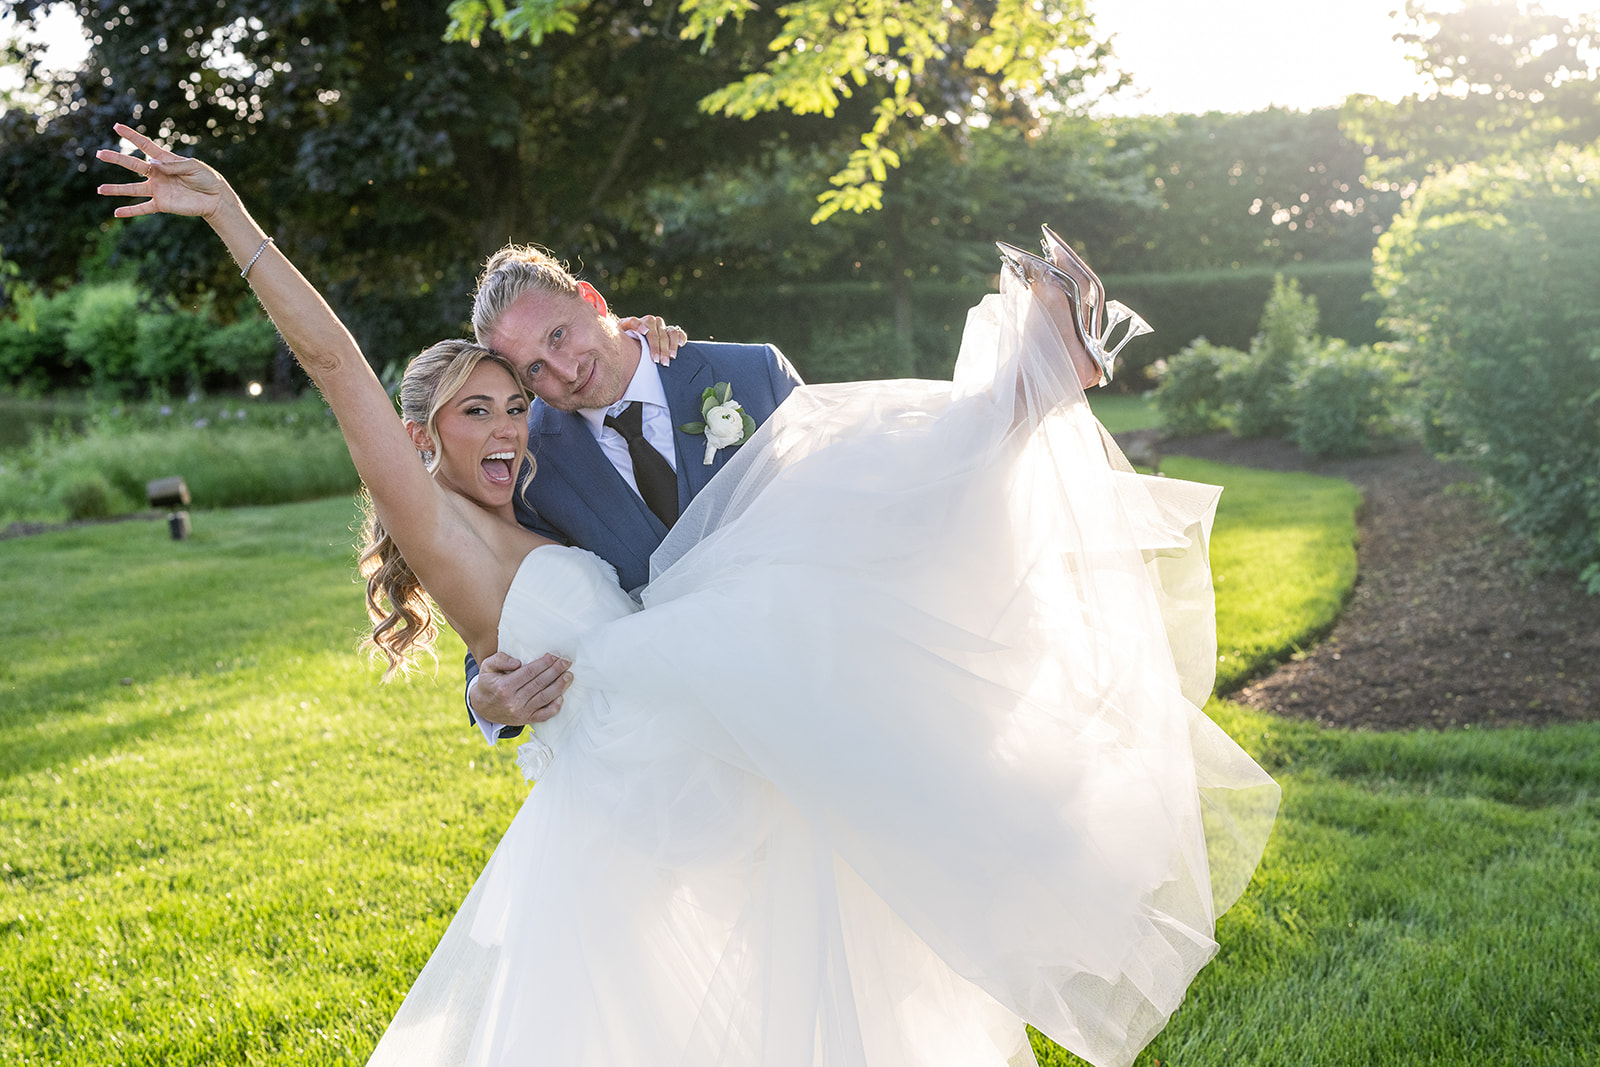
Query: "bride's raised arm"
95 124 518 656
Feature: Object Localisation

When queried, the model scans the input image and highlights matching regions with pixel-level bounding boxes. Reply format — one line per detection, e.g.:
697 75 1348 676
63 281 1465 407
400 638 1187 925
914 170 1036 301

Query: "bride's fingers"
111 122 182 163
110 200 161 219
96 180 152 197
95 147 150 175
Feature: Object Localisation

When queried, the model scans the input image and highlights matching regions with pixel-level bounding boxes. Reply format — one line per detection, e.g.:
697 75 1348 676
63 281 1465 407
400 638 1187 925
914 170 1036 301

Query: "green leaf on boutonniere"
740 412 757 439
679 420 706 434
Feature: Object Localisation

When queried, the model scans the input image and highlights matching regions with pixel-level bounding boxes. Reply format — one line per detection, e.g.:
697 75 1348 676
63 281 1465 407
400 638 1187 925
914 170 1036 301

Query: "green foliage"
203 315 282 387
1375 146 1600 591
2 276 285 398
63 281 142 397
1153 338 1242 436
802 321 917 383
0 285 82 392
1095 109 1404 275
133 299 215 396
1343 1 1600 186
0 412 358 523
453 0 1113 221
1290 340 1410 459
1227 276 1319 438
1153 278 1410 459
0 243 33 329
56 471 135 521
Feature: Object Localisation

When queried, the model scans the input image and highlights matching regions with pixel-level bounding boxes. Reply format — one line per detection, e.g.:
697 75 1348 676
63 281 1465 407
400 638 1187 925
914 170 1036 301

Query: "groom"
465 244 803 742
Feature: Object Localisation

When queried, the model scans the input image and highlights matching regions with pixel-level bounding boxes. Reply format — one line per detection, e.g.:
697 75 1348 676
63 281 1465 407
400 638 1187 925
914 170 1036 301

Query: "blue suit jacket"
468 339 804 738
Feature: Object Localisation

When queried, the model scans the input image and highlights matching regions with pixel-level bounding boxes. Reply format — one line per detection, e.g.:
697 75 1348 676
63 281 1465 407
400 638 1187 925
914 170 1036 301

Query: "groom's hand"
472 651 574 727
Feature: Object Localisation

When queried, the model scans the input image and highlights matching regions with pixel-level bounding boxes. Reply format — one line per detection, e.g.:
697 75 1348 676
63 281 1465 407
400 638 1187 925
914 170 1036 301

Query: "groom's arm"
466 651 573 745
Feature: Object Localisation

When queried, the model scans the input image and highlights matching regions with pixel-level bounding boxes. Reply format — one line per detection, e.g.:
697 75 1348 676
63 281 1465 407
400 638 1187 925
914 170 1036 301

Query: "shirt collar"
579 332 667 434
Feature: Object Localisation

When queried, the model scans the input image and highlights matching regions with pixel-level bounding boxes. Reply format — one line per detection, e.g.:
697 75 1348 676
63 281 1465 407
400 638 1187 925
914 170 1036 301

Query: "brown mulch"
1156 432 1600 731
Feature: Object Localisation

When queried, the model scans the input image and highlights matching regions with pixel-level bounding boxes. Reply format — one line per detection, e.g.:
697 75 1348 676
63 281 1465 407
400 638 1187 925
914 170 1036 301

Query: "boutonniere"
680 382 757 465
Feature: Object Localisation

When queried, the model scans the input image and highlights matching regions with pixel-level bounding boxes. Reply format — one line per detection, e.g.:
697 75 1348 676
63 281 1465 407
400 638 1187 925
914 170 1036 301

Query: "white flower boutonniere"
680 382 758 465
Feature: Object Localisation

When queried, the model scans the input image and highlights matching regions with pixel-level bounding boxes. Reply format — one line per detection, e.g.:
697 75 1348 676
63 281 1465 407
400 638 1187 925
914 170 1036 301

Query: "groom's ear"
575 280 611 318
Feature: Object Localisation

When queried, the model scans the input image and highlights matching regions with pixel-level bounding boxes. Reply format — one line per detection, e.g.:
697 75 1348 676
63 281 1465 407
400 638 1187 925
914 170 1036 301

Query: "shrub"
64 282 142 397
0 288 85 392
202 314 280 386
1227 275 1319 438
1152 338 1242 435
56 472 135 520
134 300 214 395
1375 146 1600 590
1290 341 1409 458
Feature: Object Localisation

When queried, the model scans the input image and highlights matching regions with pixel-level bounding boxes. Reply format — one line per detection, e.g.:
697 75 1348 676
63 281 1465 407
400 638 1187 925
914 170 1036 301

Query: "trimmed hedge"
641 260 1385 390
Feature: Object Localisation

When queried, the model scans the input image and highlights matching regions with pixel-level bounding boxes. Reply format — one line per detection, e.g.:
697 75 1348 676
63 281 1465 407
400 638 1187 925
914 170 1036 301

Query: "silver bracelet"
240 236 273 279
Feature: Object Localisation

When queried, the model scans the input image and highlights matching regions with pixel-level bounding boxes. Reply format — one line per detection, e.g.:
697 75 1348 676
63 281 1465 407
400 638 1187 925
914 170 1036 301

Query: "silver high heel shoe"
995 226 1153 387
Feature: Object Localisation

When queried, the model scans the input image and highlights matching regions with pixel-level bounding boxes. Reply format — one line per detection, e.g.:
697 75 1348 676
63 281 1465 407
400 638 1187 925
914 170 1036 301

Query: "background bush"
1 280 282 398
635 260 1385 392
134 299 214 396
1224 276 1320 438
1375 147 1600 591
1152 338 1241 435
0 287 82 393
1152 275 1410 459
0 400 358 523
203 315 282 387
63 281 142 397
1290 340 1410 459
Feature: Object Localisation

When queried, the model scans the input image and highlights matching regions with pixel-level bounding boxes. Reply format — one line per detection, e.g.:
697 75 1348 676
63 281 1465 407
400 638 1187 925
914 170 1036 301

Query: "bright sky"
2 1 1595 115
1090 0 1429 115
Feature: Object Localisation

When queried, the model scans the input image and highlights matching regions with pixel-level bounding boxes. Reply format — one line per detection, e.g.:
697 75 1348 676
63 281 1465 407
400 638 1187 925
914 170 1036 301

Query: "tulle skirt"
364 276 1279 1067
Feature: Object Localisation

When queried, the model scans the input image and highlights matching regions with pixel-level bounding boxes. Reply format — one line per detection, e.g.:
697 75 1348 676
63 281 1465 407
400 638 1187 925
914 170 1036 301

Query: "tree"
447 0 1118 222
0 0 829 359
1343 0 1600 184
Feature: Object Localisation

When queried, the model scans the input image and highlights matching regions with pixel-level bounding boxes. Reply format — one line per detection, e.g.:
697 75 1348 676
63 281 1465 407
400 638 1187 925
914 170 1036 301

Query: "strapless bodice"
496 545 640 771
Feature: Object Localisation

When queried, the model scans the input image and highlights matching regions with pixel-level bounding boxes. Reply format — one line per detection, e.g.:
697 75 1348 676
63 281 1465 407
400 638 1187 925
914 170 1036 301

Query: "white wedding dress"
364 277 1279 1067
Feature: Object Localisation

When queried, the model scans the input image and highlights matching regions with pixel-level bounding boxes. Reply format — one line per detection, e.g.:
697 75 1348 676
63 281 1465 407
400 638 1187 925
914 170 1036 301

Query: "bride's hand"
95 123 233 220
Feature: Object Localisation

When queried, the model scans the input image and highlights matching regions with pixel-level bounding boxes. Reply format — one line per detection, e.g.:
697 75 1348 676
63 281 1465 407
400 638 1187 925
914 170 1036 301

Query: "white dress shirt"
578 333 678 492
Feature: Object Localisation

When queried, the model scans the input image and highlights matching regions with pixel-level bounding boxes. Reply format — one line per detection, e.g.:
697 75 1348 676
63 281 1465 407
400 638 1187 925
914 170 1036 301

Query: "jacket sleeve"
465 651 525 744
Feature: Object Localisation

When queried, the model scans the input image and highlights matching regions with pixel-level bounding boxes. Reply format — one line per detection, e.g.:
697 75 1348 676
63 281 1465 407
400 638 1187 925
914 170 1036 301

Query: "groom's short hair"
472 244 582 347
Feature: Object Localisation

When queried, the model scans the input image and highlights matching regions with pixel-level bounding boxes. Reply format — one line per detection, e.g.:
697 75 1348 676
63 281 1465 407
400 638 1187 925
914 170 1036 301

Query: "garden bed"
1163 432 1600 730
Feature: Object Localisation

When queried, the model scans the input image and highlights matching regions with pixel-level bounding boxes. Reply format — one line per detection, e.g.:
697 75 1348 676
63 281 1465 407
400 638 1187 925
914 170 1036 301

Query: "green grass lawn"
5 466 1598 1065
1086 391 1160 434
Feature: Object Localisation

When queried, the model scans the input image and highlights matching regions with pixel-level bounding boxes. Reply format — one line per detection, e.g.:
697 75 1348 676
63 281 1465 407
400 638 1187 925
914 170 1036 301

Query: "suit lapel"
528 403 666 544
660 347 718 501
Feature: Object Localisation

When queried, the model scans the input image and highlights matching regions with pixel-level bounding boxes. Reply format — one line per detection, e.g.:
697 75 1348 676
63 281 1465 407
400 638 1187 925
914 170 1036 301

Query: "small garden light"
146 475 191 540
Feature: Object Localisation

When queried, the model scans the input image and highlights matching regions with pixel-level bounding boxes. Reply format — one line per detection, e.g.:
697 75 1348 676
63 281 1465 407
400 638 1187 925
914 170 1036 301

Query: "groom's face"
489 289 640 412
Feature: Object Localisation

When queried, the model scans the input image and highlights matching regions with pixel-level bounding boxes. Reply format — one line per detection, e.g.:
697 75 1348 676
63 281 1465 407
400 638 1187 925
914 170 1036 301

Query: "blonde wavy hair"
358 339 528 680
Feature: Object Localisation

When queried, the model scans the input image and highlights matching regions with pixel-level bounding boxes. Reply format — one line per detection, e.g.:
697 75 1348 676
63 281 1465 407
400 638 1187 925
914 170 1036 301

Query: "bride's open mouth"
482 451 517 485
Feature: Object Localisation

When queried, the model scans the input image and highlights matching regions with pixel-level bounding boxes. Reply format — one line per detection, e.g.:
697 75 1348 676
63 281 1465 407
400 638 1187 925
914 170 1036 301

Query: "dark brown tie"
604 401 678 527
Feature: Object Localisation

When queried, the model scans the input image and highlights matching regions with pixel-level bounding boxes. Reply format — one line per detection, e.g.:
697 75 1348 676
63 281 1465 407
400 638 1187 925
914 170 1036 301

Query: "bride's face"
427 361 530 513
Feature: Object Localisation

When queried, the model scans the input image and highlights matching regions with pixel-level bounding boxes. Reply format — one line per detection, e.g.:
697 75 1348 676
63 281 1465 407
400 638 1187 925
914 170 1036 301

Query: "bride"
98 123 1277 1067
